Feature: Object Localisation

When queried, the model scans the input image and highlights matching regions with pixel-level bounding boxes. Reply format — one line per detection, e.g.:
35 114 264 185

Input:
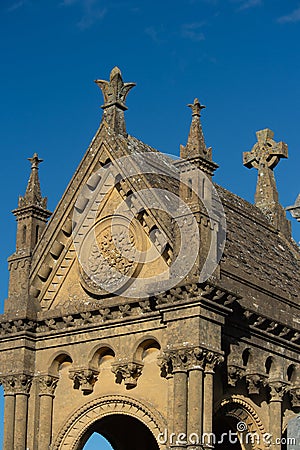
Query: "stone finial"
95 67 136 135
18 153 47 209
287 194 300 222
180 98 211 161
243 129 290 236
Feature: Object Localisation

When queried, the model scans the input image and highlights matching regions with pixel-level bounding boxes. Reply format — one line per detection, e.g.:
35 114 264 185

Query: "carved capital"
112 362 143 388
268 380 287 401
246 373 267 395
69 369 99 394
204 351 224 373
38 375 59 396
158 348 191 375
159 347 223 375
0 375 17 395
14 374 33 395
289 386 300 409
227 365 245 387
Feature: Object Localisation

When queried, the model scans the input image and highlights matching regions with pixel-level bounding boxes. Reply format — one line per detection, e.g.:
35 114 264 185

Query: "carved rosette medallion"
79 216 145 296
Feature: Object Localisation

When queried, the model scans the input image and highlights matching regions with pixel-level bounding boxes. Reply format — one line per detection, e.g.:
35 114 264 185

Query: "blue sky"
0 0 299 448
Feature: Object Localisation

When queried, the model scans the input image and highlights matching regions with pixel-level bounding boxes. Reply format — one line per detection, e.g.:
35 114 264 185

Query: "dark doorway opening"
80 414 160 450
213 415 244 450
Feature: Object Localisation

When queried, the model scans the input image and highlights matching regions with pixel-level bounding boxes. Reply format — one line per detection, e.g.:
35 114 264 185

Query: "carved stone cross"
243 129 290 235
243 129 287 173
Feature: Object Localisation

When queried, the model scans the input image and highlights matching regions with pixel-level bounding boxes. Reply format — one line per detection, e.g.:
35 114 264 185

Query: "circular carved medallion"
78 216 145 296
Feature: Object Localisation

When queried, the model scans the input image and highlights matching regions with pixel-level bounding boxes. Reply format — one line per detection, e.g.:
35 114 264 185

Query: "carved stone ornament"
204 351 224 373
289 386 300 409
0 375 17 395
0 374 33 395
159 347 223 376
268 380 288 402
112 361 144 388
78 216 145 296
246 373 268 395
69 369 99 395
38 375 59 396
227 365 246 387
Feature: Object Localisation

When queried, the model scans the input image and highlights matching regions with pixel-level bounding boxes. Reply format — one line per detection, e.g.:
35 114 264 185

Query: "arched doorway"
80 414 160 450
213 415 244 449
52 395 166 450
213 396 268 450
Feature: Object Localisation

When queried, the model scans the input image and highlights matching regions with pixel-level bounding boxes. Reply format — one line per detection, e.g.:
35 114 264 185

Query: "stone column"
203 352 224 449
1 376 16 450
171 352 187 450
166 373 174 435
268 381 286 450
14 374 32 450
160 349 189 449
38 375 59 450
187 351 204 450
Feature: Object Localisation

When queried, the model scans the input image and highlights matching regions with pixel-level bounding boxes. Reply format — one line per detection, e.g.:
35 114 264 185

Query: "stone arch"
133 336 161 361
265 356 277 376
51 395 167 450
287 364 298 383
48 352 73 375
88 343 116 369
242 348 252 368
213 395 270 449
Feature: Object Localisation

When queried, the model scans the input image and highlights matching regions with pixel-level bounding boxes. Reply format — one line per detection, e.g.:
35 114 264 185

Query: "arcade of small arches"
1 336 299 450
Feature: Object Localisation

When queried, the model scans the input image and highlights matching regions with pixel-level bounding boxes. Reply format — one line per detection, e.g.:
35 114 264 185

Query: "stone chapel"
0 67 299 450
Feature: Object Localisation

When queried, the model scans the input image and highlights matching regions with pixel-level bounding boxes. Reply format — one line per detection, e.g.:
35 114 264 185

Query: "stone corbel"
112 361 144 388
268 380 289 402
289 385 300 409
246 373 268 395
69 368 99 394
227 364 245 387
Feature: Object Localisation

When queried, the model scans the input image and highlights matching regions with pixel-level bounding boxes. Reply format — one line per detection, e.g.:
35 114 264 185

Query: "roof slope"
217 184 300 302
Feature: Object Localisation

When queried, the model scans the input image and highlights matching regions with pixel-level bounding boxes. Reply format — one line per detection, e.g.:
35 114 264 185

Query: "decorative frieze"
69 369 99 394
112 362 144 388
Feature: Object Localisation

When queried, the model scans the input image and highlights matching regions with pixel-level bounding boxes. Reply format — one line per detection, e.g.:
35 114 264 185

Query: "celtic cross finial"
243 129 288 172
243 128 290 236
